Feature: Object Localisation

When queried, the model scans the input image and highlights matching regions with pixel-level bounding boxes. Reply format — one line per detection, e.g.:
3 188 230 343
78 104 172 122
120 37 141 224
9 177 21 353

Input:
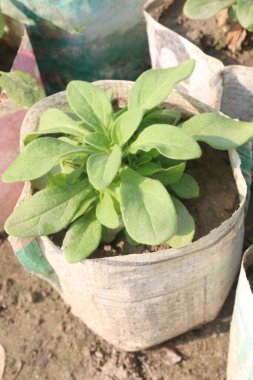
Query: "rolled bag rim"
17 79 247 267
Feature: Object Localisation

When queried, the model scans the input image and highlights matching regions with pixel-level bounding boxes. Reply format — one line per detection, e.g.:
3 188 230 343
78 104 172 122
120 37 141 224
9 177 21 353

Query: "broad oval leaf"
96 192 120 229
170 173 199 199
128 60 196 111
111 108 143 146
84 132 110 151
24 108 85 144
0 71 45 108
120 168 177 245
180 112 253 150
236 0 253 31
66 81 113 131
183 0 234 19
4 181 89 237
63 209 102 263
141 109 181 130
2 137 88 183
129 124 202 159
167 196 195 248
136 161 186 185
87 144 122 190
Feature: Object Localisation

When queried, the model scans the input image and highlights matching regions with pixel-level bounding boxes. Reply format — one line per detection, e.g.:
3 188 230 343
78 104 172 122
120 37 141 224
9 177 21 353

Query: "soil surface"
0 237 234 380
159 0 253 66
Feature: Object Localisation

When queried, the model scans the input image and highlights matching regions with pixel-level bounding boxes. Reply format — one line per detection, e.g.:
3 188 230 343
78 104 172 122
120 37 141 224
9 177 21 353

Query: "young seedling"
184 0 253 32
3 59 253 263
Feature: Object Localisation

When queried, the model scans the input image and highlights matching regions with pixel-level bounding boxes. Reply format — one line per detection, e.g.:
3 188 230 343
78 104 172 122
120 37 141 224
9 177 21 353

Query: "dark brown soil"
159 0 253 66
0 238 234 380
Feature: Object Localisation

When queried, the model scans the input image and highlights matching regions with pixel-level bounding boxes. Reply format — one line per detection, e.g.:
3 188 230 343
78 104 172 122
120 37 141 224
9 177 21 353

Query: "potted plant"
3 60 252 351
0 10 44 231
227 244 253 380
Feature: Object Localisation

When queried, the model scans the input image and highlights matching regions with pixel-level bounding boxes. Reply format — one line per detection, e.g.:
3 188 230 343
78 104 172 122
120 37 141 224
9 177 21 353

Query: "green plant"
3 59 253 263
184 0 253 32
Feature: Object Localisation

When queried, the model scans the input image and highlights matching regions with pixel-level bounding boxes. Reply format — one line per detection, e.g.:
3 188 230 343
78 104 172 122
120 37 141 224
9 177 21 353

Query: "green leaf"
151 163 186 185
167 196 195 248
129 124 202 159
111 108 143 146
128 60 195 111
183 0 234 19
84 132 110 151
62 210 102 263
0 71 45 108
141 109 181 129
0 10 4 38
236 0 253 31
87 145 122 190
66 81 113 131
24 108 85 144
2 137 88 182
5 181 89 237
96 192 120 229
120 168 177 245
170 173 199 199
180 113 253 150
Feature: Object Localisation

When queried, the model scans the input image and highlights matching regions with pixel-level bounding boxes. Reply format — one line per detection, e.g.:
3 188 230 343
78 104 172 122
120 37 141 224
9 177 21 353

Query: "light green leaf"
112 108 143 146
129 124 202 159
4 181 89 237
141 109 181 129
63 210 102 263
236 0 253 31
183 0 234 19
96 192 119 229
84 132 110 151
87 144 122 190
128 60 195 111
180 113 253 150
120 168 177 245
170 173 199 199
66 81 113 131
136 161 186 184
0 71 45 108
167 196 195 248
2 137 88 182
24 108 85 144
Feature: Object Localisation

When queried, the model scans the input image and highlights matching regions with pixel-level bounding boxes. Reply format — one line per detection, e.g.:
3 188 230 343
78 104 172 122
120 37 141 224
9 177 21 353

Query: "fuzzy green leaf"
66 81 113 131
170 173 199 199
128 60 196 111
167 196 195 248
63 210 102 263
5 181 89 237
180 113 253 150
0 71 45 108
24 108 85 144
141 109 181 129
120 168 177 245
184 0 234 19
112 108 143 146
87 144 122 190
84 132 110 151
2 137 88 182
96 192 119 229
129 124 202 159
236 0 253 31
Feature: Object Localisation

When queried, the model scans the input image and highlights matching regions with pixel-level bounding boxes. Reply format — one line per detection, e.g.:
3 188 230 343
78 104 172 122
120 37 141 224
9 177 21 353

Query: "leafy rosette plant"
184 0 253 32
3 59 253 263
